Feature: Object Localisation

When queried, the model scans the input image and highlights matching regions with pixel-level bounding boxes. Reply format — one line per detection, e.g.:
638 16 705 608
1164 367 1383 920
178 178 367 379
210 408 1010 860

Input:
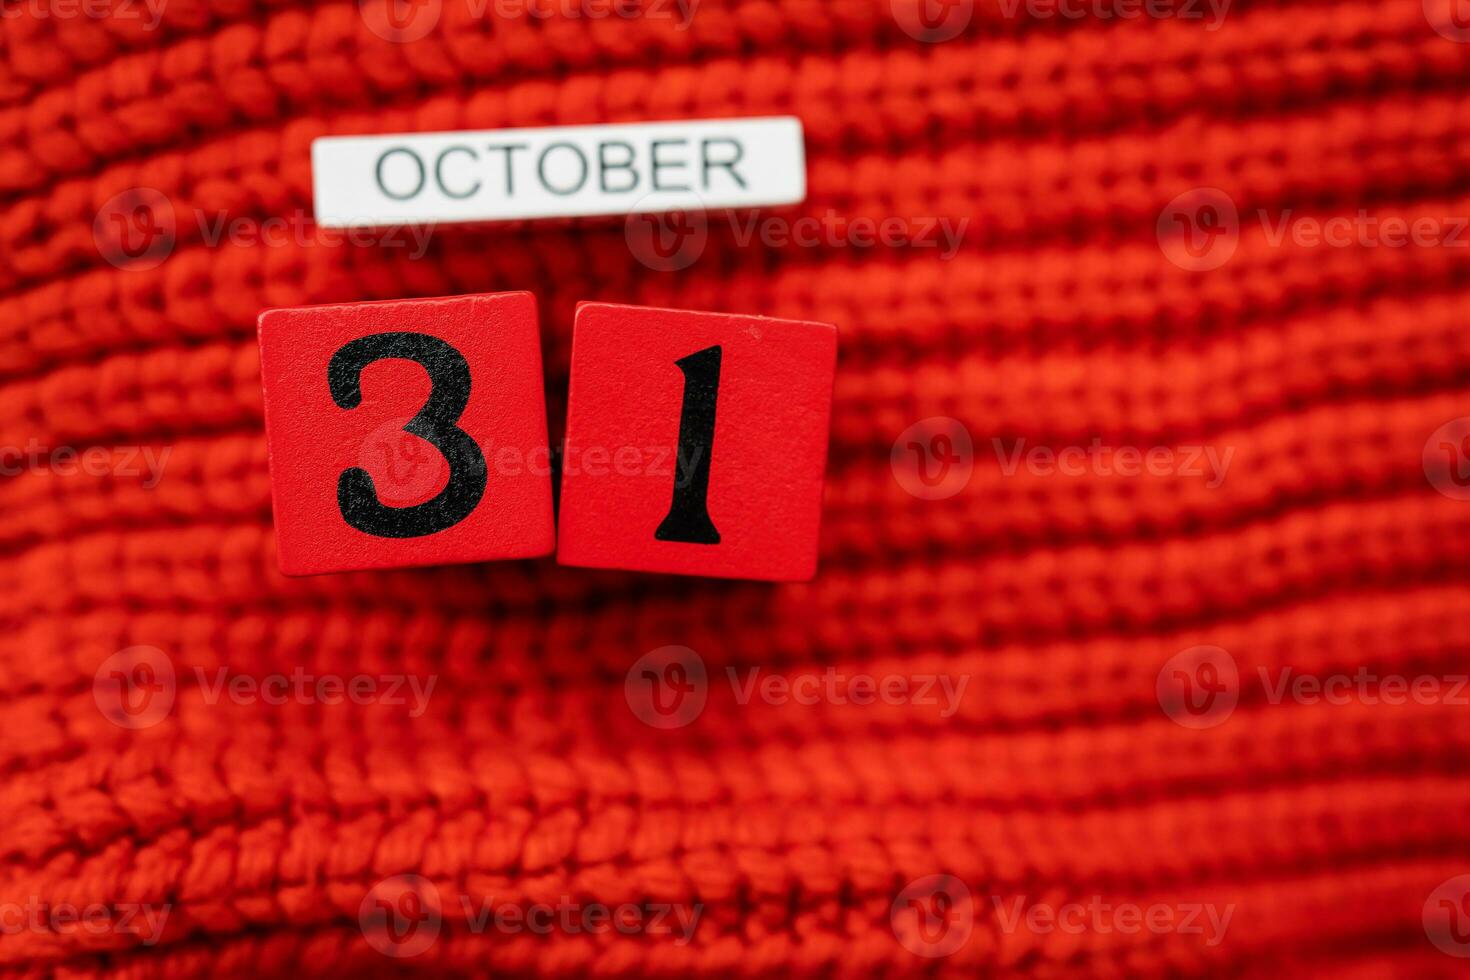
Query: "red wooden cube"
257 292 555 576
556 303 837 581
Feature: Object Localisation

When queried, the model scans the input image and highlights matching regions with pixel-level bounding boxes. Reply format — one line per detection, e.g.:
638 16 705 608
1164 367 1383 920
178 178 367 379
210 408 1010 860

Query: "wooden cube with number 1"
556 302 837 581
257 292 555 576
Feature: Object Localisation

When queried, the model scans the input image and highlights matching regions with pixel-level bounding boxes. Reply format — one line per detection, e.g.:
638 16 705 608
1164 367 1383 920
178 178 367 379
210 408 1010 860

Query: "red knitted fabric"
3 0 1469 975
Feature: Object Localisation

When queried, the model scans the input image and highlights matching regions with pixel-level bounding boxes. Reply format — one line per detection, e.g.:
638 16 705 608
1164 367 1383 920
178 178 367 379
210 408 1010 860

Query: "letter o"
376 147 427 201
538 142 590 196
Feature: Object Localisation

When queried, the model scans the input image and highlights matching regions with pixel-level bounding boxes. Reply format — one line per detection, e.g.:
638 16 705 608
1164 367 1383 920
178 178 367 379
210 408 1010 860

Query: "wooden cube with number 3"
257 292 555 576
556 303 837 581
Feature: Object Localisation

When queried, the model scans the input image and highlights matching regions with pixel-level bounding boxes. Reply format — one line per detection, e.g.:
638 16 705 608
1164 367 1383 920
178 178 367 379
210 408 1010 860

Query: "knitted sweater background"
2 0 1469 975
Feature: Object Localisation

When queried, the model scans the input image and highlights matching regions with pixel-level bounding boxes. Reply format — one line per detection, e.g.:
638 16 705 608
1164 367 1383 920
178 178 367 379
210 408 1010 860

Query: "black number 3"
328 332 487 538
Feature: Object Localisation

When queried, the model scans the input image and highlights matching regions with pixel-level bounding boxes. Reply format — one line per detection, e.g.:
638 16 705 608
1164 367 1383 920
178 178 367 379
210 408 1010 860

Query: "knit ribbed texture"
1 0 1468 975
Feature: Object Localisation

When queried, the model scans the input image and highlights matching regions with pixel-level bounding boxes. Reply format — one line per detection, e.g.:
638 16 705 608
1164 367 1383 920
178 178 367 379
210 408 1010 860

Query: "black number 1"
655 345 721 545
328 332 487 538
